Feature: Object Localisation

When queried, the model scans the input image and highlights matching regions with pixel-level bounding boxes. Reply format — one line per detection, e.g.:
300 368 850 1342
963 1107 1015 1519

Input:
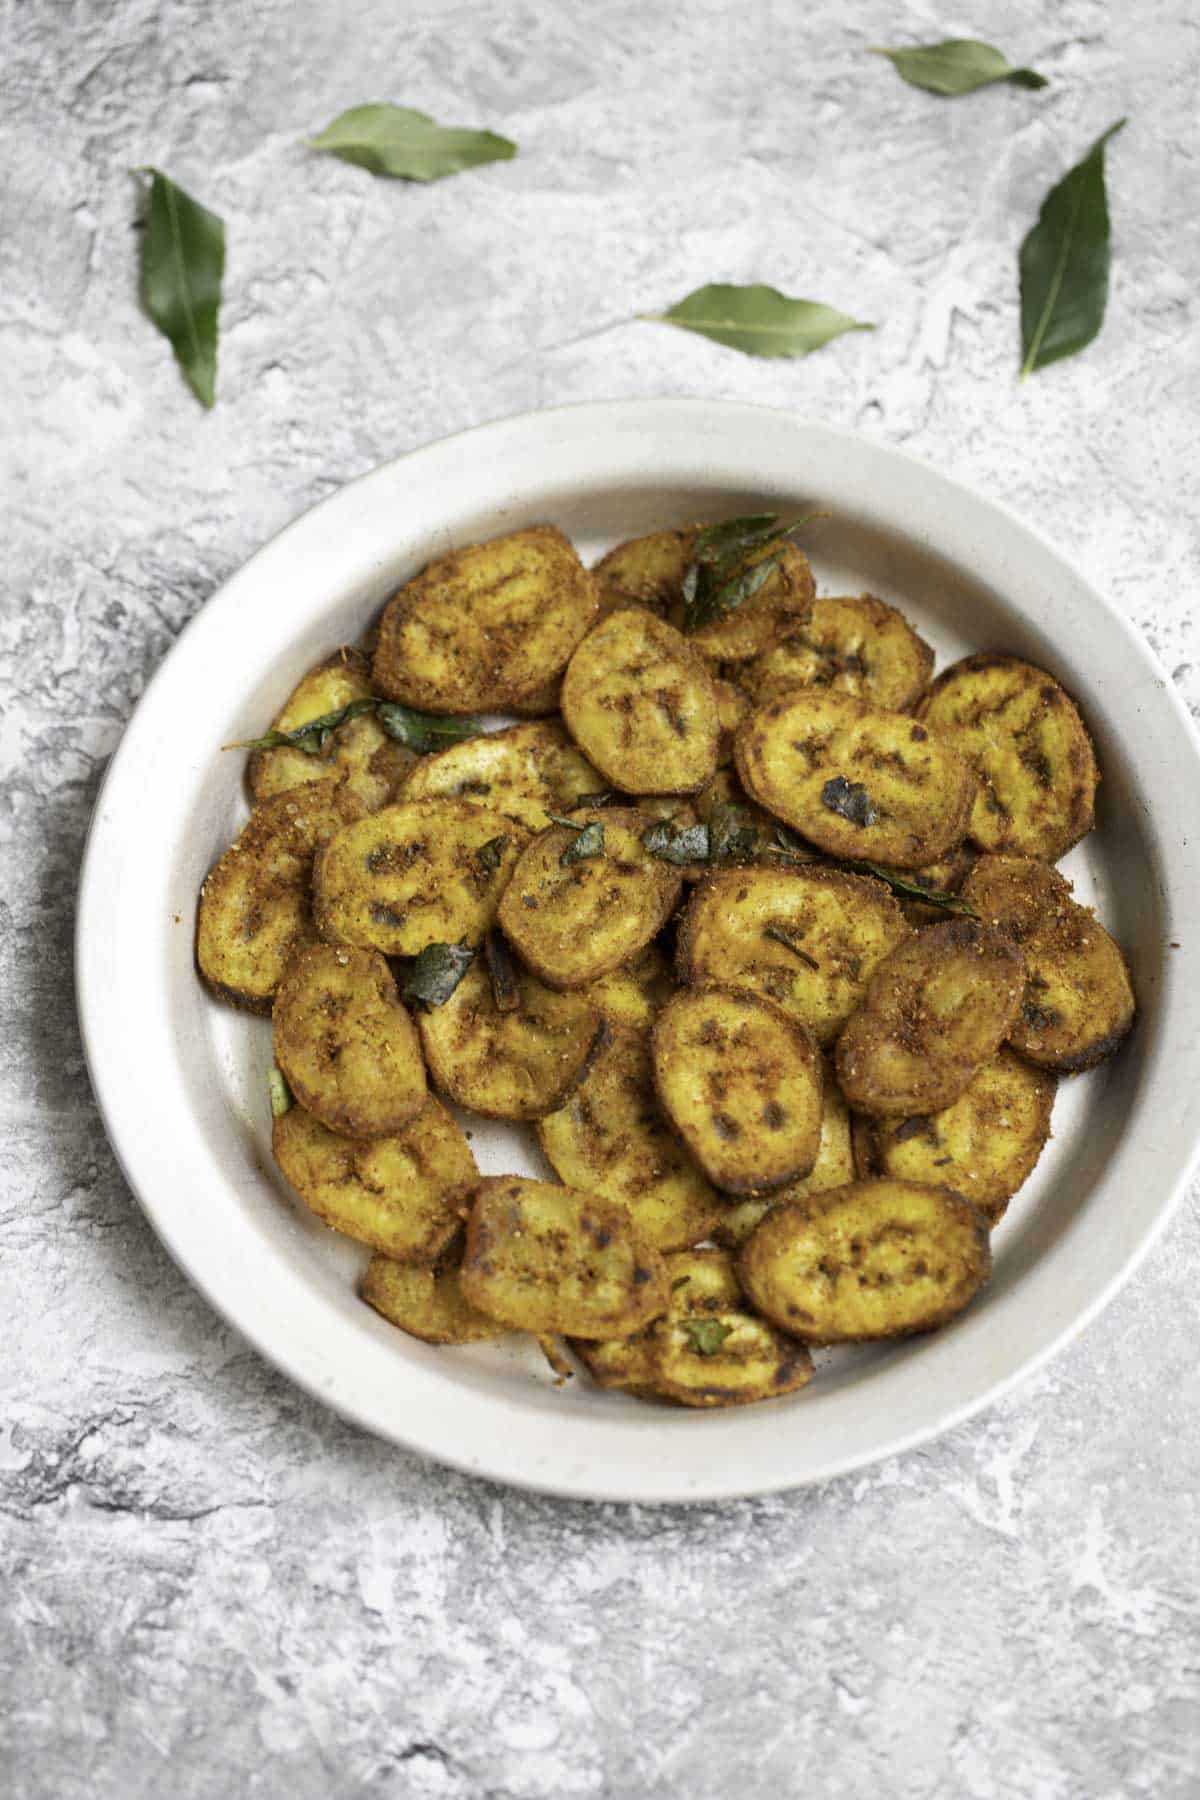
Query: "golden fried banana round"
652 985 823 1193
418 956 603 1120
739 1179 991 1343
361 1242 508 1344
497 808 682 989
273 1097 474 1261
537 1030 722 1251
561 609 721 795
400 720 606 831
248 650 370 800
714 1056 855 1248
460 1176 670 1339
314 798 526 957
746 594 934 713
835 920 1026 1118
685 542 816 664
736 688 976 868
196 785 364 1013
677 865 910 1045
961 855 1135 1070
918 654 1099 861
272 944 426 1138
581 942 676 1037
852 1048 1056 1227
373 525 598 713
574 1248 813 1408
593 527 696 617
712 675 752 766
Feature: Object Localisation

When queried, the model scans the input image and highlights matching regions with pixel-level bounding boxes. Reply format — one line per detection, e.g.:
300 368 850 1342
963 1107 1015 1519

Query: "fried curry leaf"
872 39 1047 95
559 820 605 866
484 929 520 1013
764 925 820 971
307 103 517 182
1019 120 1126 377
268 1065 294 1118
643 284 874 359
401 941 476 1008
821 775 878 828
137 167 225 408
475 835 509 874
680 510 826 634
226 698 481 757
682 1318 735 1356
835 857 978 918
709 802 771 865
640 819 710 865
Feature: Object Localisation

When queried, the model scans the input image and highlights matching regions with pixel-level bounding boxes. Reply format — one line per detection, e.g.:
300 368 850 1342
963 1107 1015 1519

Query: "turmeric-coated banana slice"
497 808 682 990
714 1056 854 1247
652 985 823 1193
961 855 1135 1070
739 1179 991 1343
918 654 1098 861
852 1048 1055 1227
196 785 364 1013
537 1030 722 1251
361 1240 507 1344
561 609 721 795
677 865 910 1045
418 956 603 1120
736 688 976 869
581 942 677 1037
712 676 752 765
246 649 415 810
592 527 696 617
273 1097 474 1261
685 542 816 664
313 798 526 957
272 944 426 1138
746 594 934 713
400 720 606 831
460 1176 670 1339
835 919 1025 1118
372 524 598 713
574 1247 813 1407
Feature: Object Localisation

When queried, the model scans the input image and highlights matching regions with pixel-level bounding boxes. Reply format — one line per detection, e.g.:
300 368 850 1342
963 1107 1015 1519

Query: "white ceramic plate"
76 400 1200 1503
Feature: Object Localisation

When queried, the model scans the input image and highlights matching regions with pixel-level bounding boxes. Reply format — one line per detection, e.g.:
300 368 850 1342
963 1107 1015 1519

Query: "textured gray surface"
3 2 1199 1795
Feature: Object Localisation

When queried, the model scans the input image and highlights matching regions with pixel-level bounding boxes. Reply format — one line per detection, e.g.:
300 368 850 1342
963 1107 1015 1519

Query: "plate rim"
75 397 1200 1503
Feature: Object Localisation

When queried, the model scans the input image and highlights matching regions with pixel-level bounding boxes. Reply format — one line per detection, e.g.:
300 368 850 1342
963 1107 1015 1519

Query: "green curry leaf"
307 103 517 182
1019 120 1126 378
872 39 1047 96
643 284 873 359
137 168 225 408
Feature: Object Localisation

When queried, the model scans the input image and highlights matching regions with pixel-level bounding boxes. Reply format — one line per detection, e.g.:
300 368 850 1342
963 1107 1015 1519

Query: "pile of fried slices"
196 517 1135 1409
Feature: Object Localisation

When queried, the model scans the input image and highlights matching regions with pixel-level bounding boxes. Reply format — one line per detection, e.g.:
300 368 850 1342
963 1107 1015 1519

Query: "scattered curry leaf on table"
307 104 517 181
1019 119 1126 378
641 284 874 359
136 167 225 408
872 39 1047 96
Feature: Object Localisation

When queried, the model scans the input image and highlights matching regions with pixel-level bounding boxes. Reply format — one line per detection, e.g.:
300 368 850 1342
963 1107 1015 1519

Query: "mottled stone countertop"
3 2 1198 1795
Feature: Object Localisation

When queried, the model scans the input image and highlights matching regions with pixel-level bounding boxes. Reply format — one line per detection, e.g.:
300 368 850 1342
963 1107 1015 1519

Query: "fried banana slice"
247 650 416 810
361 1241 507 1344
372 525 598 713
497 808 682 989
581 943 677 1037
652 985 823 1193
746 594 934 713
712 676 752 765
918 654 1099 861
272 944 426 1138
835 920 1025 1118
736 688 976 868
314 798 526 957
593 527 696 617
196 785 364 1013
714 1057 854 1247
852 1048 1056 1227
418 957 604 1120
686 542 817 664
537 1031 722 1251
460 1176 670 1339
961 855 1135 1070
273 1097 474 1260
574 1247 813 1407
677 865 910 1045
400 720 606 831
739 1179 991 1343
561 609 721 795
